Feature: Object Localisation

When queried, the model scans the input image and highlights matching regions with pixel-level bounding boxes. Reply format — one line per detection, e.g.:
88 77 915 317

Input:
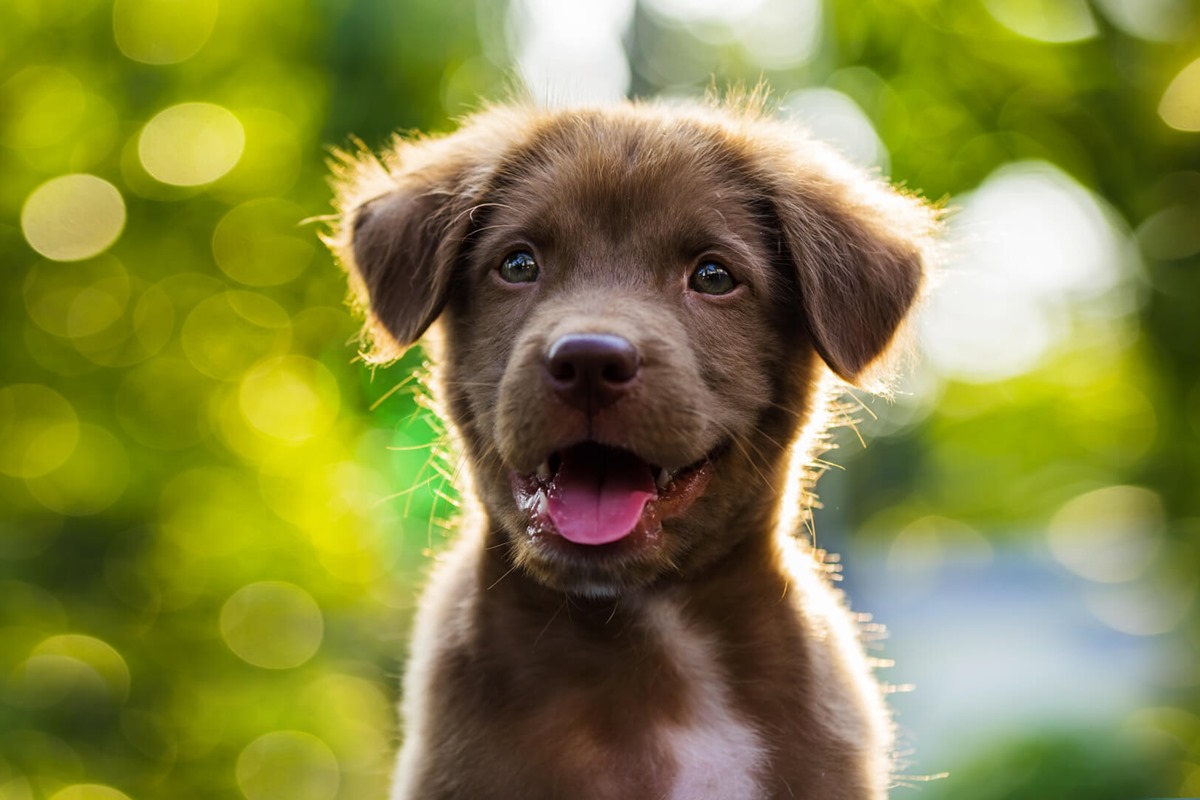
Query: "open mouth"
509 442 725 548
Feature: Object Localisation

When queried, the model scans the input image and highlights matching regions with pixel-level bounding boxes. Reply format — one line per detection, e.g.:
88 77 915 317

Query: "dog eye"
689 261 736 295
499 251 539 283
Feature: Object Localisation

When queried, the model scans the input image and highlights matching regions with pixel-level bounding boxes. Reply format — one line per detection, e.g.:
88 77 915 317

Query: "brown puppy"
326 99 938 800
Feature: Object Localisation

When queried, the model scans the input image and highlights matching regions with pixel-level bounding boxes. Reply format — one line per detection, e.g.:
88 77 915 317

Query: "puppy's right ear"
327 113 527 360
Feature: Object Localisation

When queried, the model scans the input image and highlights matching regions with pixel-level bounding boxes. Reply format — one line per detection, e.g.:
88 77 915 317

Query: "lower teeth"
656 468 671 489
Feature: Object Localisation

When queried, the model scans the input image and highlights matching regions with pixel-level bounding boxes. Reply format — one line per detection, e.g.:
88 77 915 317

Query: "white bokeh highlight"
508 0 635 106
923 161 1127 383
781 88 888 172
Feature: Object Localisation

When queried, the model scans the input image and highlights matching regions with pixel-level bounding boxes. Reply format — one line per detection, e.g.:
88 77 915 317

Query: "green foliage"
2 0 1198 798
912 730 1172 800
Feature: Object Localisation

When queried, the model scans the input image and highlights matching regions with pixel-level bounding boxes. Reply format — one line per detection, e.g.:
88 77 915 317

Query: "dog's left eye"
689 261 736 295
499 251 539 283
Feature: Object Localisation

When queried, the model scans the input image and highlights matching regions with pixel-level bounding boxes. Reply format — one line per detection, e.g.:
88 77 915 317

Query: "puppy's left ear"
325 108 531 361
764 145 940 386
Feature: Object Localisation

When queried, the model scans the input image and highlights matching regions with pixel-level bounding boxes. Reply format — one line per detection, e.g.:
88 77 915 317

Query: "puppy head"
328 102 938 596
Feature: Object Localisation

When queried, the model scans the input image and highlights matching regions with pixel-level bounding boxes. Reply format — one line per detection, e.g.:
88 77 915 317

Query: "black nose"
544 333 640 413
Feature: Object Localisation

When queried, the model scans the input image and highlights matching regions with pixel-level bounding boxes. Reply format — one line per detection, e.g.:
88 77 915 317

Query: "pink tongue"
546 446 656 545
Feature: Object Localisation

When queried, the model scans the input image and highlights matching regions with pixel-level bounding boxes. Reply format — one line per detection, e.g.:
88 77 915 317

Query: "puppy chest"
647 598 766 800
505 599 765 799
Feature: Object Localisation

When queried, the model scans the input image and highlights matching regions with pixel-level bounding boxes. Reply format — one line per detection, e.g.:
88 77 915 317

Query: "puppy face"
329 104 935 596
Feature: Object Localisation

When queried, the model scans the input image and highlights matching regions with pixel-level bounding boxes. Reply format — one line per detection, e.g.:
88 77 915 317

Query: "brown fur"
325 98 939 800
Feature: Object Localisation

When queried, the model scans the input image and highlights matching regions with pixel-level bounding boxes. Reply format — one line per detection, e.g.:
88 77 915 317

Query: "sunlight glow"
645 0 822 69
644 0 767 23
238 356 340 443
923 161 1126 383
781 88 888 171
508 0 634 106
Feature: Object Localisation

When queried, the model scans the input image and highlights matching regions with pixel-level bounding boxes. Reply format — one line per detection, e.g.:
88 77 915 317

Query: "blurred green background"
2 0 1199 798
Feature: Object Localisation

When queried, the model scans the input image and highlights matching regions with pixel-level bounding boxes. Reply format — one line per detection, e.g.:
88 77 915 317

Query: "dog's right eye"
499 251 539 284
689 261 736 295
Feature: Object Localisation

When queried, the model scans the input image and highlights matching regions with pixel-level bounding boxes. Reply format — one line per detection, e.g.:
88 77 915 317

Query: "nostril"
544 333 640 411
549 360 576 382
601 360 636 384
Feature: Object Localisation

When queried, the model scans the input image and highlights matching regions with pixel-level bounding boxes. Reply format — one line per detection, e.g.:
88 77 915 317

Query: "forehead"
479 113 766 256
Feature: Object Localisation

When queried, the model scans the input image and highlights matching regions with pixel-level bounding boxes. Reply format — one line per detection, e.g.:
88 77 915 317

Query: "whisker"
532 600 567 651
486 563 519 591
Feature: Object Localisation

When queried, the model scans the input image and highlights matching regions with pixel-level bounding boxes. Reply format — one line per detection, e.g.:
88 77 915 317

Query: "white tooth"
534 488 549 516
656 468 671 490
536 461 551 480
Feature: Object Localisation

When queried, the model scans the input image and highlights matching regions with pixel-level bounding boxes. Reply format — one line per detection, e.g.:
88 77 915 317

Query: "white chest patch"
646 598 766 800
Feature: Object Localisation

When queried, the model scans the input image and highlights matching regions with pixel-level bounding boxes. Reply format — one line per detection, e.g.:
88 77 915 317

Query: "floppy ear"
763 145 939 386
326 111 529 361
344 162 473 355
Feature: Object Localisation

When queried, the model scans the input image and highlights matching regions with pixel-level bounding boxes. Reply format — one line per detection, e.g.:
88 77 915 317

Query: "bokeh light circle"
113 0 219 65
0 384 80 478
1 66 87 150
1159 56 1200 132
213 199 314 286
50 785 133 800
21 174 126 262
238 356 340 443
300 674 393 770
220 581 324 669
138 103 245 186
218 108 304 197
181 291 292 380
236 731 339 800
24 424 130 516
14 634 131 708
983 0 1097 42
1047 485 1164 583
114 357 211 450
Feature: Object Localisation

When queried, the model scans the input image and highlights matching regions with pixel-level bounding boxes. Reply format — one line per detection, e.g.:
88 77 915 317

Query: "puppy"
326 98 938 800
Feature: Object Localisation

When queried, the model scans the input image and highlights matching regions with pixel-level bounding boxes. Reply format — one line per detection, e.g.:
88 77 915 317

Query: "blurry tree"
0 2 500 798
1 0 1197 798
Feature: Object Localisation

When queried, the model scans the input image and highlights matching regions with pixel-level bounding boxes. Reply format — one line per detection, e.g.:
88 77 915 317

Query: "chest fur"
516 597 767 799
647 598 766 800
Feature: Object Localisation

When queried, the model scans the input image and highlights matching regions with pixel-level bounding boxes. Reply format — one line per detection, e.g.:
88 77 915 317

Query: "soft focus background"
2 0 1199 798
